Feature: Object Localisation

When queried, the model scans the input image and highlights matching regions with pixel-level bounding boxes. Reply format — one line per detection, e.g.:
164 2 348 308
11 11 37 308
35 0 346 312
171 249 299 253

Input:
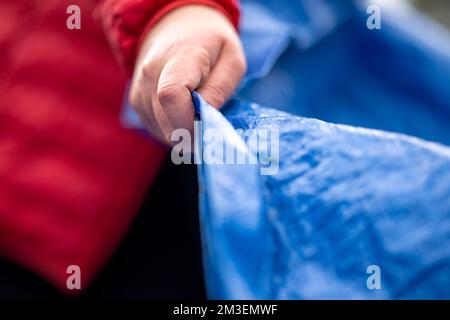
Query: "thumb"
156 46 211 142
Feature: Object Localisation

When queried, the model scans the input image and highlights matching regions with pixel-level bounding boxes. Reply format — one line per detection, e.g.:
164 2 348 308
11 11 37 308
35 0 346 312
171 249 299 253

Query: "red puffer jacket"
0 0 239 294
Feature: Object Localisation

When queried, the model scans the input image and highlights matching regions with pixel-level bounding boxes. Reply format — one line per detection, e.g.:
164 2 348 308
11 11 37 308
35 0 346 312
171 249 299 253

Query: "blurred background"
411 0 450 29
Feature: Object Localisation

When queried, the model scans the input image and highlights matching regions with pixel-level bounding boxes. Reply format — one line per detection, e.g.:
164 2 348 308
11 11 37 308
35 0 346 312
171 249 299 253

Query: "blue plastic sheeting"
238 0 450 145
194 1 450 298
121 0 450 299
194 92 450 299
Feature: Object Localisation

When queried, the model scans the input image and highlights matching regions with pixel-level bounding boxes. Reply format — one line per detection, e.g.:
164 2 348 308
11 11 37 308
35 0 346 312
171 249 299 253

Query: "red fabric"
0 0 239 294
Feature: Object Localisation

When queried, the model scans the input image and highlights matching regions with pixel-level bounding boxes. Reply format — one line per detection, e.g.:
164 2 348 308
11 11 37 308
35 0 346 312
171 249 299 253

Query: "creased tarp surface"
239 0 450 145
194 92 450 299
195 0 450 297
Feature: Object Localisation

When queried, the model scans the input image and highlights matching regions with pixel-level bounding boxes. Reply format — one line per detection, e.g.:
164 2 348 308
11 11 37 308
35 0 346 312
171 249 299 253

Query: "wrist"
135 1 239 68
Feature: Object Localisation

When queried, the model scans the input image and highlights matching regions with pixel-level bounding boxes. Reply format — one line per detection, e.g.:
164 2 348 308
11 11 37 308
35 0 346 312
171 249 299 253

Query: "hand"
129 5 246 144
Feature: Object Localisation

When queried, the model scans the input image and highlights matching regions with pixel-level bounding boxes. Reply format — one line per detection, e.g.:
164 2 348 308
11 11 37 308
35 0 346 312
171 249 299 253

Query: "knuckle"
157 83 183 106
194 47 211 67
165 41 184 56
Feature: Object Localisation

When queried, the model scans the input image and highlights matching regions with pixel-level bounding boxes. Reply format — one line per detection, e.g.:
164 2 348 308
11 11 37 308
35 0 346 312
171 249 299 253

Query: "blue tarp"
123 0 450 299
195 93 450 299
238 0 450 146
